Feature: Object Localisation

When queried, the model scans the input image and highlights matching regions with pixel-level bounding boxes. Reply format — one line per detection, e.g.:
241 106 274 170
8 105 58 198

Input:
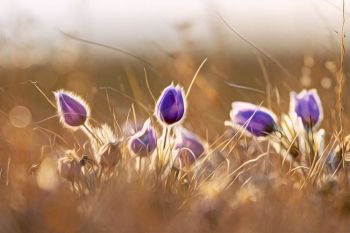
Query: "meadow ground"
0 15 349 233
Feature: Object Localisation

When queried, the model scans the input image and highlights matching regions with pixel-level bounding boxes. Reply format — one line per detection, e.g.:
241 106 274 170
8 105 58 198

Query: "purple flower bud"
155 84 186 125
229 102 277 137
129 119 157 157
174 127 205 168
290 89 323 129
54 90 90 127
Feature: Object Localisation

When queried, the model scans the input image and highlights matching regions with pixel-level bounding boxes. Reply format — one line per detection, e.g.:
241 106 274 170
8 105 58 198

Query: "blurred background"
0 0 349 165
0 1 349 232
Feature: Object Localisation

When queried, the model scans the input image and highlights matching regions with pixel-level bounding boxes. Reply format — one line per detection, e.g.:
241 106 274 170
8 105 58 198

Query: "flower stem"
162 126 169 150
82 123 103 145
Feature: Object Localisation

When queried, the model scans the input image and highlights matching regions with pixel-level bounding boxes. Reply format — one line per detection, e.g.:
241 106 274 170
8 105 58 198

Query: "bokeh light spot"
321 77 332 89
300 75 311 87
9 106 32 128
303 55 314 68
36 156 59 191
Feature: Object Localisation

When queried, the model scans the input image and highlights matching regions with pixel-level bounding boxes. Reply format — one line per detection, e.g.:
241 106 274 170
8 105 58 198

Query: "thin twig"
337 0 347 184
58 28 157 72
216 13 297 80
186 58 208 99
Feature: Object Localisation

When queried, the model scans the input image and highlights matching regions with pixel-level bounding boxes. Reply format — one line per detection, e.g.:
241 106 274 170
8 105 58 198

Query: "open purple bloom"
290 89 323 129
55 90 90 128
155 84 186 125
129 119 157 157
174 127 205 168
229 102 277 137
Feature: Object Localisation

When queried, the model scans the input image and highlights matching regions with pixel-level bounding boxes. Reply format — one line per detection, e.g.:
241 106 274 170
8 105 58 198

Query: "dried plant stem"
138 157 142 175
144 67 156 103
186 58 208 99
162 126 169 151
6 156 11 186
31 81 57 108
337 0 346 174
217 13 297 79
256 54 272 109
99 87 152 115
82 123 103 145
58 28 156 71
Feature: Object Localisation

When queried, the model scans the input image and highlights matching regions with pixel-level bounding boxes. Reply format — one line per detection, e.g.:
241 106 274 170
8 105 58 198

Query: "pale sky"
0 0 348 62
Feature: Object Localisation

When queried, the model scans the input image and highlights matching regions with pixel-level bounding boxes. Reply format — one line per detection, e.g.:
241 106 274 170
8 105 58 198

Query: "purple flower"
229 102 277 137
54 90 90 127
174 127 205 168
290 89 323 129
155 84 186 125
129 119 157 157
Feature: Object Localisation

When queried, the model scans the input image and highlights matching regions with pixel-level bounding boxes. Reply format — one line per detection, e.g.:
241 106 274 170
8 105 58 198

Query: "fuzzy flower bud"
174 127 205 168
155 84 186 125
290 89 323 129
228 102 277 137
129 119 157 157
54 90 90 128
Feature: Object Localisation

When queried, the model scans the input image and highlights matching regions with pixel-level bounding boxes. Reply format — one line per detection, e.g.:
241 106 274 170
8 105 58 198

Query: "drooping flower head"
54 90 90 128
57 150 82 182
174 127 205 168
129 119 157 157
155 84 186 125
228 102 277 137
289 89 323 129
98 141 122 168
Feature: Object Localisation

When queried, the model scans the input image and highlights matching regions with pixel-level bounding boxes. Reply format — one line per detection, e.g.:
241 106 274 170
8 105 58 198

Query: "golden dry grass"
0 13 349 232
